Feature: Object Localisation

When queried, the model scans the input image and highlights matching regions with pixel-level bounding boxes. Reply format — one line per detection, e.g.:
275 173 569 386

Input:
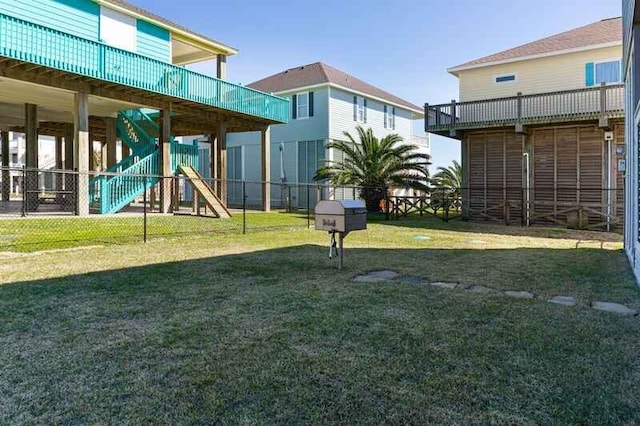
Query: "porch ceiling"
0 77 144 126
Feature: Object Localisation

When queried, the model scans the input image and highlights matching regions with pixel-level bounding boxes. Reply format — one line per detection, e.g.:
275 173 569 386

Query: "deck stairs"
178 165 231 219
89 109 223 215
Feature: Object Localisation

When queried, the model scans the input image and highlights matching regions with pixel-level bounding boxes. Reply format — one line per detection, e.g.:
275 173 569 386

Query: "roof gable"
450 17 622 73
248 62 422 113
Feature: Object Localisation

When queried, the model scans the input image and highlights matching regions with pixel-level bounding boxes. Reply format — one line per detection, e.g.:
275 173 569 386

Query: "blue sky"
131 0 621 171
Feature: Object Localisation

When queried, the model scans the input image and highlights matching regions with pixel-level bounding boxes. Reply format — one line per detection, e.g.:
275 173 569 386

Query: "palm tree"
313 126 430 212
431 160 462 189
430 160 462 212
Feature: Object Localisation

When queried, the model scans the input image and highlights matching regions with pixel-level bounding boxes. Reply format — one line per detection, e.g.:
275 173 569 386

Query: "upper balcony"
425 84 624 137
0 12 290 124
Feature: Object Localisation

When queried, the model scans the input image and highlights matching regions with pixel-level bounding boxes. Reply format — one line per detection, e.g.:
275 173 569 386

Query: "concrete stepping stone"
592 302 637 316
505 290 535 299
352 270 399 283
397 276 427 285
548 296 577 306
430 282 458 289
466 285 494 293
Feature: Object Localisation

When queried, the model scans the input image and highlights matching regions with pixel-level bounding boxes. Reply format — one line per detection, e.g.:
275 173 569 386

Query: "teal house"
0 0 289 215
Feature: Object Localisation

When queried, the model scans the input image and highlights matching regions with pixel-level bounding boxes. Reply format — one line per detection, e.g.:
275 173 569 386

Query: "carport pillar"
1 130 9 201
104 117 117 169
120 140 130 161
215 122 227 202
63 123 74 197
159 108 172 213
25 104 38 211
74 92 89 216
261 127 271 211
216 55 227 79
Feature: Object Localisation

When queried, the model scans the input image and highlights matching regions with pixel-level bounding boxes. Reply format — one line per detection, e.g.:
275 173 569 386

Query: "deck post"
120 140 130 162
1 130 9 201
74 91 90 216
160 108 172 213
424 103 429 131
215 122 227 202
25 104 38 211
261 126 271 211
104 117 117 168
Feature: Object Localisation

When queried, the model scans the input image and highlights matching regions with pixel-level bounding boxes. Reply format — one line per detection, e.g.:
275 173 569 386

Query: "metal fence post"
242 180 246 235
143 175 148 243
21 165 26 217
307 184 310 228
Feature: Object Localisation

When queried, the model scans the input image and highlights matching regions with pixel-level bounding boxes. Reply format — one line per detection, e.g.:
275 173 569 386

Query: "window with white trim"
384 105 395 129
595 60 622 84
495 74 516 83
296 92 309 119
353 96 367 123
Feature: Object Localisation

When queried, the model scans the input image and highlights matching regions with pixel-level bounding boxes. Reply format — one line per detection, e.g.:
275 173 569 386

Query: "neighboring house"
0 0 288 214
425 18 624 229
226 62 428 208
623 0 640 281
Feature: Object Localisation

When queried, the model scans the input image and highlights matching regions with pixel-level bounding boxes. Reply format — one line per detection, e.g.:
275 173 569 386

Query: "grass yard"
0 213 639 424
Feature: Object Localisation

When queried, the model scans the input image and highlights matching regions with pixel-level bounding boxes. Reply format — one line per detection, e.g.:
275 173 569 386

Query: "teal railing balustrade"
0 13 290 123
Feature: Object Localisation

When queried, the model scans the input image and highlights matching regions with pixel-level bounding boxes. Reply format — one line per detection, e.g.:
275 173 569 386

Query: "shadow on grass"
0 244 638 424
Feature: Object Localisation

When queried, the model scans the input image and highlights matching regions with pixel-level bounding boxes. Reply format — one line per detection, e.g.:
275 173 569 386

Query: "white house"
225 62 428 208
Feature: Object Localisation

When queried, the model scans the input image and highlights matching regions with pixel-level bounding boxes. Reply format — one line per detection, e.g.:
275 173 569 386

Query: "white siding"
328 87 414 142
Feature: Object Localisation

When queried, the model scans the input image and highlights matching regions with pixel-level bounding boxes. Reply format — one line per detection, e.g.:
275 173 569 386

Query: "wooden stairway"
178 165 231 219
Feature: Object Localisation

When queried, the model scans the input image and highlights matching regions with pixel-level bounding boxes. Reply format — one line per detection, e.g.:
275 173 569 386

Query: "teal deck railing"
171 140 199 172
0 13 290 124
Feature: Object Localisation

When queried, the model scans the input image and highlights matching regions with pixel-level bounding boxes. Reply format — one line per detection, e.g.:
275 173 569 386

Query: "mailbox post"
315 200 367 269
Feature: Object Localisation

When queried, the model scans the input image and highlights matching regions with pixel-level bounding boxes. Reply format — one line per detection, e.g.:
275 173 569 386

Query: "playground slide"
178 165 232 219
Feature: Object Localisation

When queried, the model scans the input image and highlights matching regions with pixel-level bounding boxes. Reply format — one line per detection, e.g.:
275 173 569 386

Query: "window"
586 60 622 86
353 96 367 123
596 60 622 84
292 92 314 119
100 7 137 52
384 105 395 129
297 140 326 205
495 74 516 83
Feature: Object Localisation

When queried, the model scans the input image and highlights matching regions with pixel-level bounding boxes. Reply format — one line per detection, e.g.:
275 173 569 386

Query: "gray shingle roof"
248 62 422 112
450 17 622 72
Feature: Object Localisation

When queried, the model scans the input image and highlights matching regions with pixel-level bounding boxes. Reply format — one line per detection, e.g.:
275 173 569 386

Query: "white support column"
74 92 89 216
261 127 271 211
216 55 227 80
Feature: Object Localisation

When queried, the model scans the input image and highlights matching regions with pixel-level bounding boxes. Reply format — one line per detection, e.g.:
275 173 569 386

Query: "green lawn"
0 214 639 424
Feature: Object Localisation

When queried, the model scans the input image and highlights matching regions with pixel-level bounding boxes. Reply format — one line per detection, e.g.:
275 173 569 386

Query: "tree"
313 126 431 212
430 160 462 213
431 160 462 189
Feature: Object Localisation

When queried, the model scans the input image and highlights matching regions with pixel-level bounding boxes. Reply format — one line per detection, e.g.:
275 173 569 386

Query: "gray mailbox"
315 200 367 269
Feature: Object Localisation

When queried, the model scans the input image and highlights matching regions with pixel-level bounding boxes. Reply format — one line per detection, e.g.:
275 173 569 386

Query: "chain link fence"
0 166 623 252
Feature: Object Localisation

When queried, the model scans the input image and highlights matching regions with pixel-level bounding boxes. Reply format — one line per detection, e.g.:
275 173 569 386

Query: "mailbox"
315 200 367 270
315 200 367 233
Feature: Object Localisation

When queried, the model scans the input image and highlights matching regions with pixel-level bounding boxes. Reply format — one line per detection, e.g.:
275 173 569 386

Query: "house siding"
458 45 622 101
0 0 100 41
328 87 414 142
136 19 171 62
